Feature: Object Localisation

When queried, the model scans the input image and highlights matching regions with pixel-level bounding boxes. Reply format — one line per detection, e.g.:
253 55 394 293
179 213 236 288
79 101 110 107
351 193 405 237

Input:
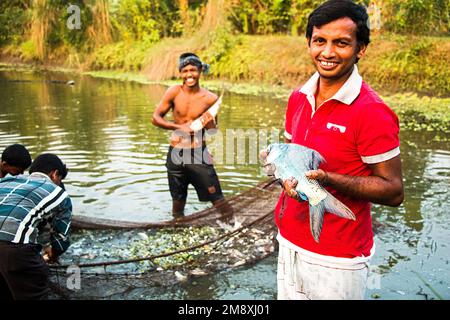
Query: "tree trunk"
200 0 229 33
31 0 54 60
178 0 190 34
90 0 112 46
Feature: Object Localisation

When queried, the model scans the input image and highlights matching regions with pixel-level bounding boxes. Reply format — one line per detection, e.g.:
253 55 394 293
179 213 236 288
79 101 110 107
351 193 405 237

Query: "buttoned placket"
303 95 331 143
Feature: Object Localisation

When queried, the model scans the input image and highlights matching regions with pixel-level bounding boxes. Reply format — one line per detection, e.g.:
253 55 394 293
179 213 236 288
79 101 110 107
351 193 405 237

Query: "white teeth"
320 61 336 67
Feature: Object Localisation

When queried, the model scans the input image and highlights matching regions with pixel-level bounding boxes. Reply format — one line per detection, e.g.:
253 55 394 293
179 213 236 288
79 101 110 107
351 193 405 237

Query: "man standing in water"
152 53 227 218
277 0 403 299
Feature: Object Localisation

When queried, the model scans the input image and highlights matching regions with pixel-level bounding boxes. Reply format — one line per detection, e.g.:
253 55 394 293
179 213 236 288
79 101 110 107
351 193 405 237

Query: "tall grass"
87 0 113 48
30 0 56 61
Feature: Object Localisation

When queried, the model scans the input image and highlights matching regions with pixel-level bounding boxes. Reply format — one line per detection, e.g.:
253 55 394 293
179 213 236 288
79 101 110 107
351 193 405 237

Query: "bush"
0 2 29 46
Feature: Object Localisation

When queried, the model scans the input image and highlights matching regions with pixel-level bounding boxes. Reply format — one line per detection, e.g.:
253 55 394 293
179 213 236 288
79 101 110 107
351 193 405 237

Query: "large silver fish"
260 143 356 242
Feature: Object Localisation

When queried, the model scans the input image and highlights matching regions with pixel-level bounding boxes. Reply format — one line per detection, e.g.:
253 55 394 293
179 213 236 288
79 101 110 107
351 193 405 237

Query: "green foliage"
112 0 181 44
52 1 93 50
200 34 312 85
229 0 293 34
288 0 322 36
383 93 450 134
383 0 449 35
89 41 153 71
361 35 450 96
228 0 449 36
201 27 241 68
0 1 29 45
19 40 38 60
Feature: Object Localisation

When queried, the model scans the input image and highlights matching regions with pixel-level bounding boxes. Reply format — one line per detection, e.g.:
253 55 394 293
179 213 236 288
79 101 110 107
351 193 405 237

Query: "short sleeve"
284 89 302 140
356 103 400 164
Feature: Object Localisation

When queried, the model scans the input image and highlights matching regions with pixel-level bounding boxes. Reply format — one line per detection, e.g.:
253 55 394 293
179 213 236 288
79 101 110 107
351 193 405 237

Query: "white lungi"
277 233 374 300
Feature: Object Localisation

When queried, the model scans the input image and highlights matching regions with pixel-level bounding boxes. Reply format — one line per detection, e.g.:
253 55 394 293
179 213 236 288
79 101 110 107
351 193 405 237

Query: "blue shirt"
0 172 72 255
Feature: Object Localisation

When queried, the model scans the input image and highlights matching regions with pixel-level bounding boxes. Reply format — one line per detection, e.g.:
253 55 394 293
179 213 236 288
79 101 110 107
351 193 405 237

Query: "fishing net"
48 179 281 299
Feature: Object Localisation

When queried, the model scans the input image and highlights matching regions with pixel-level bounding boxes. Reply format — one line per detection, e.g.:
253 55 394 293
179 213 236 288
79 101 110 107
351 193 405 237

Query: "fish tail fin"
322 190 356 220
309 202 325 243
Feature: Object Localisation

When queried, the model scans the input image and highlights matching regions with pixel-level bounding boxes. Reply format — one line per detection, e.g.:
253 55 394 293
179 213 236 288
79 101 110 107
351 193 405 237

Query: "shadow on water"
0 69 448 300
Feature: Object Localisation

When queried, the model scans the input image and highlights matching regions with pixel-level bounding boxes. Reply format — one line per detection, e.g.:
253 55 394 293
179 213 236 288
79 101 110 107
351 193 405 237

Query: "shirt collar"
30 172 51 180
299 65 362 106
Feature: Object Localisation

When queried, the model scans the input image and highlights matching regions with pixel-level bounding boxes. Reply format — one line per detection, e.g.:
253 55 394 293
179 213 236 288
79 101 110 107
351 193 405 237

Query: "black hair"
306 0 370 46
29 153 68 179
1 144 32 169
178 52 210 74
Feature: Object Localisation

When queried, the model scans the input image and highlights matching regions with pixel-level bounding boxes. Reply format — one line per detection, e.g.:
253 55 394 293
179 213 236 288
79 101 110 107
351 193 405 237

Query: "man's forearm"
305 156 404 207
323 171 403 207
152 115 180 130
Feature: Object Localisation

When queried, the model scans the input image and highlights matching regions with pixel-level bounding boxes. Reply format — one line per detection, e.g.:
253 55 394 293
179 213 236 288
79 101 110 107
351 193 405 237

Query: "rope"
49 209 274 270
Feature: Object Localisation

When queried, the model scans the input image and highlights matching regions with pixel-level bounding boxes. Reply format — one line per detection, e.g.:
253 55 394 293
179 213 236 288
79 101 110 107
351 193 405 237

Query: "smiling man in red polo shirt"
276 0 404 300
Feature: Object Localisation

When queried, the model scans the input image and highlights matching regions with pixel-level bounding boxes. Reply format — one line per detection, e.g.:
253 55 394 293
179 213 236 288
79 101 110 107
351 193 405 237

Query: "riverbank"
1 33 449 97
1 61 448 137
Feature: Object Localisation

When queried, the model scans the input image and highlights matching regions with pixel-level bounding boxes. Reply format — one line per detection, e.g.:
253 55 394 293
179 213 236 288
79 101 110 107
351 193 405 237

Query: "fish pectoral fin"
322 191 356 220
309 203 325 243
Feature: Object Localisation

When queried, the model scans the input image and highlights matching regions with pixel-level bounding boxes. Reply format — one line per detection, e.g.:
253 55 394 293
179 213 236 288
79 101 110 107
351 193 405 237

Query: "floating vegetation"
128 226 219 270
382 93 450 137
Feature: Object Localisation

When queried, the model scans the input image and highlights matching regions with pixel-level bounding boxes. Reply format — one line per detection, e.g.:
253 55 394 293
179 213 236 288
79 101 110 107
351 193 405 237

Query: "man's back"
0 173 72 253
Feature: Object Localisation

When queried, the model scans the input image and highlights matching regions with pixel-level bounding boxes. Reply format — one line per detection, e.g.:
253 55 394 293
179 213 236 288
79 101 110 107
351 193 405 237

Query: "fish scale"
260 143 356 242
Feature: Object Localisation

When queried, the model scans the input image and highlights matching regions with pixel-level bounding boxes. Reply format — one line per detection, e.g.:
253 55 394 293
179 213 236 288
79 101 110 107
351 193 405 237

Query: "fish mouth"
260 146 276 175
259 148 269 160
261 162 275 176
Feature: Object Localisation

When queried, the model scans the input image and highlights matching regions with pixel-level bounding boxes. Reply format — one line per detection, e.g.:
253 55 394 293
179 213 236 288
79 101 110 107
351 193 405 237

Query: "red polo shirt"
276 66 400 258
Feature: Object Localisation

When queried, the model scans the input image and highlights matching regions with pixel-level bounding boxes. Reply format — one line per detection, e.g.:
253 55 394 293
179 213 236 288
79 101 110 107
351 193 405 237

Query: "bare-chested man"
152 53 226 218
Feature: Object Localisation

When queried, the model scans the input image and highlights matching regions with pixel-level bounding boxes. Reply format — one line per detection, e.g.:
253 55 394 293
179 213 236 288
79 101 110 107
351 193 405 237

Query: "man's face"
180 64 201 87
0 161 24 177
308 17 366 82
49 169 63 187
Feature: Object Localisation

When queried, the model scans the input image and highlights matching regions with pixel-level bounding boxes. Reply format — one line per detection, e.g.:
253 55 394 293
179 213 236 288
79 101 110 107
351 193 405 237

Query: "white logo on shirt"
326 122 346 133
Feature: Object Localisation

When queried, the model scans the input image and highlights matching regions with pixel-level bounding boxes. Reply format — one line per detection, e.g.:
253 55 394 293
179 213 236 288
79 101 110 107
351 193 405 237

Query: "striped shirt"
0 172 72 255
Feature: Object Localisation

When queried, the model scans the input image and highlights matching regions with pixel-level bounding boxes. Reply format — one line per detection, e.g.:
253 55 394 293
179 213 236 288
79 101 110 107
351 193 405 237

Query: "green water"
0 69 448 300
0 69 283 221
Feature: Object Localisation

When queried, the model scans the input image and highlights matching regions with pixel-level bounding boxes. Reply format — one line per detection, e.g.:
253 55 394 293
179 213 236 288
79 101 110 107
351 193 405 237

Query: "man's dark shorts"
166 145 224 202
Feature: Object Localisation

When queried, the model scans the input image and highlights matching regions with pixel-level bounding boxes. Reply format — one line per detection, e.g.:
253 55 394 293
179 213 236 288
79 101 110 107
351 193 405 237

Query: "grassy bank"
1 61 448 138
2 33 449 97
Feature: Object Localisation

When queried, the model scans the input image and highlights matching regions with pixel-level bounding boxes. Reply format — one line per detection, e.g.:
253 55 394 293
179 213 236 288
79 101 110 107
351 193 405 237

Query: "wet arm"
308 155 404 207
152 88 183 131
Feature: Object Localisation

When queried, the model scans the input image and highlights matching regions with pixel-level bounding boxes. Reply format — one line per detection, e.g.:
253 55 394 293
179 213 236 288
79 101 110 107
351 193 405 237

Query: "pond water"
0 69 448 300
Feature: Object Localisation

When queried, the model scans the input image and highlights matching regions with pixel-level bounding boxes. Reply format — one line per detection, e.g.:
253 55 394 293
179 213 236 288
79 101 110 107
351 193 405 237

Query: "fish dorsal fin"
310 149 325 170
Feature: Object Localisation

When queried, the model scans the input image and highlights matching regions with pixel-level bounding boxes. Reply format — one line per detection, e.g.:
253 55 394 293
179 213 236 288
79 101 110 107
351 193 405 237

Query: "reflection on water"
0 70 282 221
0 70 449 299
